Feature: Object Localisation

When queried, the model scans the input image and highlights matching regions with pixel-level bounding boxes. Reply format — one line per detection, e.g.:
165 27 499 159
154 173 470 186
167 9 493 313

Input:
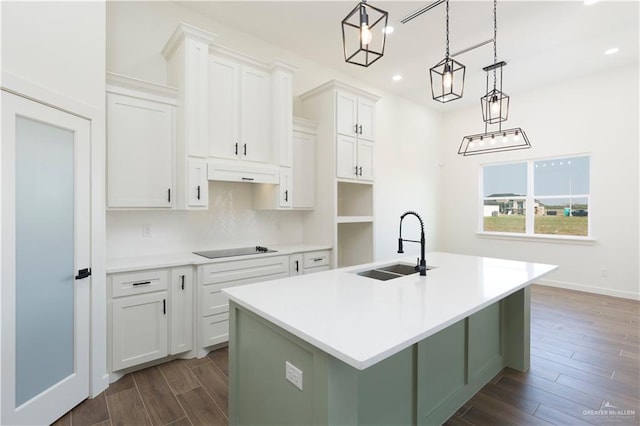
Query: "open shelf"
336 216 373 224
337 181 373 217
337 222 373 268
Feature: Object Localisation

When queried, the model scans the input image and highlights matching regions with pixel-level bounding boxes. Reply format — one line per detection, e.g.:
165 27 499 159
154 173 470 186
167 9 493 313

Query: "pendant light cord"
445 0 450 58
493 0 498 89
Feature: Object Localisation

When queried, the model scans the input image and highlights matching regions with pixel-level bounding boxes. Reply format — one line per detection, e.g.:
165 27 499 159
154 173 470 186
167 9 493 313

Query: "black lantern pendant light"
430 0 465 103
341 0 389 67
481 0 509 123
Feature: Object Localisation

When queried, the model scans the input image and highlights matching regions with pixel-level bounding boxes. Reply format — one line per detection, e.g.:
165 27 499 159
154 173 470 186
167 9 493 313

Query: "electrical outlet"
142 224 151 237
285 361 303 391
600 268 609 277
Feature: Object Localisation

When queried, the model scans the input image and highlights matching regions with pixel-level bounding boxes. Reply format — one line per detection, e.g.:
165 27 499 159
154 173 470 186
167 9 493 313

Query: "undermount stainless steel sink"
354 263 433 281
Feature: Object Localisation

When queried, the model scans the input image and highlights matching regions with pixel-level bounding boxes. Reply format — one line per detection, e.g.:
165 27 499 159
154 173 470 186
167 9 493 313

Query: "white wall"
0 0 108 398
105 1 442 260
441 65 640 299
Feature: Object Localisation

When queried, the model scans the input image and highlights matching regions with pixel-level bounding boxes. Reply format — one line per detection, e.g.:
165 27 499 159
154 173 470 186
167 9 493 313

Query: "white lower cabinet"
109 267 193 372
198 256 290 351
112 292 168 371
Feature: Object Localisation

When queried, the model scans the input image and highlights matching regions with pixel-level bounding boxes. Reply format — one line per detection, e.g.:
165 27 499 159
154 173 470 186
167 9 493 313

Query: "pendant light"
458 0 532 156
430 0 465 103
480 0 509 123
341 0 389 67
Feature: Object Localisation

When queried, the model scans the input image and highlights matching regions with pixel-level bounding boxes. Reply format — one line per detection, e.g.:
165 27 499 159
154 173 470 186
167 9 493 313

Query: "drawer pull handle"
241 177 254 181
132 281 151 286
312 258 324 262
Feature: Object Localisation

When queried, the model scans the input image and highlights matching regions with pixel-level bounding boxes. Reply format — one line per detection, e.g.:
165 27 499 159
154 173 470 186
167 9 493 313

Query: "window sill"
477 232 596 245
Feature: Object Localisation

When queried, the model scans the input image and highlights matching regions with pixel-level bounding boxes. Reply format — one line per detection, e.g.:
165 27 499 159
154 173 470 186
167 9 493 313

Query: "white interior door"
1 91 91 425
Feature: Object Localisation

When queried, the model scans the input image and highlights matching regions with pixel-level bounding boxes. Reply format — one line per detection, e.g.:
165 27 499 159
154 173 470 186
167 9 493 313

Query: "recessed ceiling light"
584 0 600 5
605 47 619 55
382 26 394 34
392 74 402 81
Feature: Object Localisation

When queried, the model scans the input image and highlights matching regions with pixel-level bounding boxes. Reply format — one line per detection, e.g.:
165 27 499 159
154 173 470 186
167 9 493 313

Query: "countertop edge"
106 244 332 274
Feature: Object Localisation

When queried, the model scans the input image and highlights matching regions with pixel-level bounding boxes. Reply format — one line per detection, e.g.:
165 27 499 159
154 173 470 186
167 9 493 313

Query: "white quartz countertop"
223 252 558 370
106 244 331 273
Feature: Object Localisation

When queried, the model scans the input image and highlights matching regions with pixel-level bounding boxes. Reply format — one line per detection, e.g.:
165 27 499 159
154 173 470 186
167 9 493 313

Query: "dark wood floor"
54 285 639 426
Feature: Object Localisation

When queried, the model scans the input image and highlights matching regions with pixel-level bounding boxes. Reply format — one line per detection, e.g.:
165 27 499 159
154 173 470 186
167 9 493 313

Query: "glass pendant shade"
481 88 509 124
430 57 465 103
341 0 388 67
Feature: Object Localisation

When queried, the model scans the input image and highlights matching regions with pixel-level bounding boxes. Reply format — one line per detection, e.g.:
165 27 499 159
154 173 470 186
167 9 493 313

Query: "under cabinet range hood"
207 160 279 184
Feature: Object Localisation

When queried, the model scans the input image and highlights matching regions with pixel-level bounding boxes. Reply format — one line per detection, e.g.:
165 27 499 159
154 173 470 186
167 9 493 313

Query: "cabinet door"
336 135 358 180
357 140 374 181
279 167 292 208
107 93 174 208
292 131 315 209
289 254 303 276
336 91 358 137
241 65 271 163
357 97 376 141
187 158 208 208
112 292 168 371
170 268 193 355
209 55 240 160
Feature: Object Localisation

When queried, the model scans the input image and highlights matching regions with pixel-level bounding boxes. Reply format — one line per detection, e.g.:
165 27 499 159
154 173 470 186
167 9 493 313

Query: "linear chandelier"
459 0 531 156
341 0 389 67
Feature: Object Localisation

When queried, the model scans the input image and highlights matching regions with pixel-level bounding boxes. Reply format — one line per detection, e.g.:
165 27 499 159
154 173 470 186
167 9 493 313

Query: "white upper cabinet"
209 50 271 164
336 91 358 137
334 89 377 182
336 90 376 142
187 158 208 208
240 66 270 163
292 118 317 209
106 74 177 209
162 23 216 209
208 55 240 160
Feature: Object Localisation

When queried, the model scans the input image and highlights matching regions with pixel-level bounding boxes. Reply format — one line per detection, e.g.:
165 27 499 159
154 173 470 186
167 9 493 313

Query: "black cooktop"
193 246 277 259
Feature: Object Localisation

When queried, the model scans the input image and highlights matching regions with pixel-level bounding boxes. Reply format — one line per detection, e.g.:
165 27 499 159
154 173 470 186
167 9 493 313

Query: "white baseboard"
538 278 640 301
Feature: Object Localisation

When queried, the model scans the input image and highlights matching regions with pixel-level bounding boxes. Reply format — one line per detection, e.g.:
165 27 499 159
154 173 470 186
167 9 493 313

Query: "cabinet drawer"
200 255 289 285
303 251 330 269
201 284 229 317
304 265 330 275
111 269 169 298
202 312 229 347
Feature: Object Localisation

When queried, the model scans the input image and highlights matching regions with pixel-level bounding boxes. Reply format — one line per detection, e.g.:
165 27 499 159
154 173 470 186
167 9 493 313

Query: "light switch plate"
285 361 303 391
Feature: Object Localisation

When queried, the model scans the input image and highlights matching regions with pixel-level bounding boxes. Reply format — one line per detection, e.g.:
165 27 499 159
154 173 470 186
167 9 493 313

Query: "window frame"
478 154 593 242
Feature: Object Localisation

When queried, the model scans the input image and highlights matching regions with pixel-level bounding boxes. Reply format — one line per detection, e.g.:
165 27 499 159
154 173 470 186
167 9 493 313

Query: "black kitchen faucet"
397 211 427 276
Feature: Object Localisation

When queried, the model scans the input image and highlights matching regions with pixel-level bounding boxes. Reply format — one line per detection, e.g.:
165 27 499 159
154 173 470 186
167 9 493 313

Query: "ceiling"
177 1 639 110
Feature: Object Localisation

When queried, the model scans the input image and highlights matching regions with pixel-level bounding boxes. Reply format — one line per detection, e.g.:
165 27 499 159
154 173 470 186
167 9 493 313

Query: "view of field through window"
482 156 590 236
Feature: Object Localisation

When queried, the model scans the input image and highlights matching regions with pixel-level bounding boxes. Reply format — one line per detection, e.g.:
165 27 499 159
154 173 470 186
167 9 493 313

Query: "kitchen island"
223 252 557 425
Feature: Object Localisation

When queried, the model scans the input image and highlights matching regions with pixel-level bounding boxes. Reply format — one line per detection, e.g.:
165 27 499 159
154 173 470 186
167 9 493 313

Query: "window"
481 156 590 237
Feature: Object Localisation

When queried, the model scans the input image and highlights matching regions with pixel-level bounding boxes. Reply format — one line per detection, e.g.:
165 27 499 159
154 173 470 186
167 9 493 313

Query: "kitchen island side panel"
228 287 530 426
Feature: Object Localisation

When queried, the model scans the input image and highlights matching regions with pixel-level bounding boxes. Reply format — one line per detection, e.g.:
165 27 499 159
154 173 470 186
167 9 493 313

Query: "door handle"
359 166 363 176
181 275 185 290
163 299 166 315
196 185 201 200
243 143 247 156
235 142 238 155
295 260 299 272
284 190 288 202
354 166 358 176
168 188 171 203
359 124 363 134
75 268 91 280
354 123 358 133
